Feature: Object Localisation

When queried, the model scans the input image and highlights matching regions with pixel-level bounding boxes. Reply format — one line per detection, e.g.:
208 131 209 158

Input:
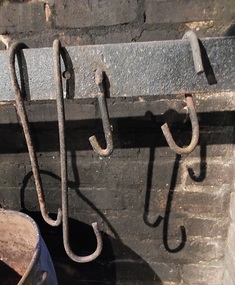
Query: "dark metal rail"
0 36 235 101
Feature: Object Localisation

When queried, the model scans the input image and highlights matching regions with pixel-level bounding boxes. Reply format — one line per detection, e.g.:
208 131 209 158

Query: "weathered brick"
149 262 181 283
153 186 230 218
22 186 143 213
0 187 21 210
224 250 235 285
103 210 229 241
0 163 25 187
186 216 229 238
117 237 225 264
53 0 138 28
223 269 234 285
186 127 234 158
139 28 182 42
17 31 93 48
54 157 181 189
182 263 224 285
230 192 235 223
93 31 134 45
185 160 234 187
107 260 163 283
227 224 235 256
146 0 218 24
0 2 47 34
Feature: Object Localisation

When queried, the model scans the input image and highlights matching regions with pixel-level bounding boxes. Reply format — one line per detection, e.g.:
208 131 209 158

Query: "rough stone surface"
182 263 224 285
52 0 138 28
145 0 235 24
0 2 46 34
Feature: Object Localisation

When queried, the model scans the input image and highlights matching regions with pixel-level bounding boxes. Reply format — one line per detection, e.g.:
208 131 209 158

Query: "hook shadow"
199 40 217 85
162 154 186 253
70 150 120 239
60 47 75 99
20 168 163 284
143 146 163 228
144 150 186 253
16 46 31 100
20 167 121 240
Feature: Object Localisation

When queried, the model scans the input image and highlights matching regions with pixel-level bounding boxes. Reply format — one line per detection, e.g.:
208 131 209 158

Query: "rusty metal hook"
183 30 204 75
161 31 201 155
161 95 199 155
53 39 103 262
89 69 113 157
8 41 62 227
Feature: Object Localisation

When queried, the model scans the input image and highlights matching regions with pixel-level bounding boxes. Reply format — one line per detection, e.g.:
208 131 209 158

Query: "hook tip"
52 208 62 226
161 123 169 132
89 135 100 153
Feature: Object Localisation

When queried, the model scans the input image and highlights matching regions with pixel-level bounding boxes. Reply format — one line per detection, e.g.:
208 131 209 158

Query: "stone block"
0 2 47 34
227 223 235 256
230 192 235 223
0 163 26 187
154 186 230 218
182 263 224 285
53 0 138 28
185 160 234 187
146 0 218 24
223 269 234 285
150 262 181 283
224 250 235 285
117 236 225 264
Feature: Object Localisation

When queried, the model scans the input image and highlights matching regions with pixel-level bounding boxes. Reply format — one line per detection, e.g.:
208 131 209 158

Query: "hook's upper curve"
89 68 113 157
161 95 199 155
8 41 62 227
53 39 103 262
183 30 204 75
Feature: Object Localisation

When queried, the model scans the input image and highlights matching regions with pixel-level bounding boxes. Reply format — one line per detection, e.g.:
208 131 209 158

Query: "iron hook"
183 30 204 75
161 95 199 155
8 41 62 226
161 31 201 155
89 68 113 157
53 39 103 263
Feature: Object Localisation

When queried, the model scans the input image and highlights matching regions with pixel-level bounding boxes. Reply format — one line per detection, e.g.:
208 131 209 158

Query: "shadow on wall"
21 211 163 285
144 150 187 253
225 24 235 36
19 166 164 284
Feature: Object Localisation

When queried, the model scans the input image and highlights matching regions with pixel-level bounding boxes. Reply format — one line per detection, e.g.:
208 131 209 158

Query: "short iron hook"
183 30 204 75
53 39 103 262
161 95 199 155
89 68 113 157
8 41 62 227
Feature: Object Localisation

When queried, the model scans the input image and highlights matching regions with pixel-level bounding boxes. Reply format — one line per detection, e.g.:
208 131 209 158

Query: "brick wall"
0 1 234 285
0 0 234 48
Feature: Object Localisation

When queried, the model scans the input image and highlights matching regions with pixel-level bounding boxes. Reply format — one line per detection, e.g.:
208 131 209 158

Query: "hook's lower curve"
183 30 204 75
89 68 113 157
161 95 199 155
8 41 62 227
53 39 103 262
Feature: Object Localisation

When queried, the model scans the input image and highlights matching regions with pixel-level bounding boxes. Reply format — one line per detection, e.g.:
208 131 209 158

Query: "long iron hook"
8 41 62 226
53 39 103 263
161 95 199 155
89 68 113 157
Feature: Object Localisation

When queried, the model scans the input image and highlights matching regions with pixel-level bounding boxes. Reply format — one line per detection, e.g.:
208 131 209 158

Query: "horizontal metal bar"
0 37 235 101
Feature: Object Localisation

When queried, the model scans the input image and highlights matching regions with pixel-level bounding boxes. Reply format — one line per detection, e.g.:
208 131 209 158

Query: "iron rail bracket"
0 36 234 101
